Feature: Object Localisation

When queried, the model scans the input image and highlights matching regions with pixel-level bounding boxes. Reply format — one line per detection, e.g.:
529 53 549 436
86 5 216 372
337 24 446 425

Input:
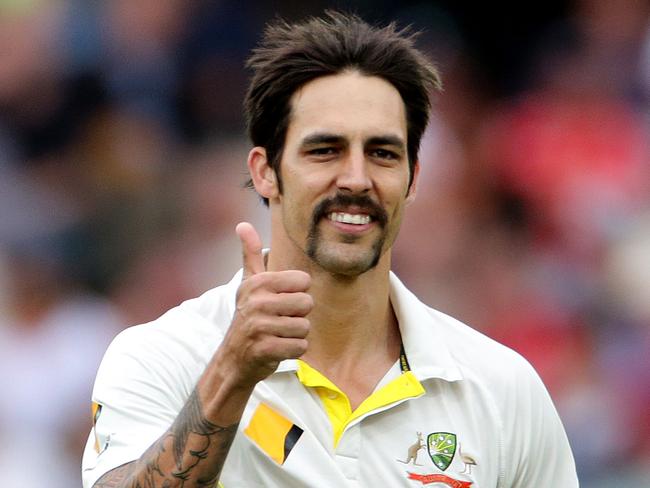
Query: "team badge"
399 430 477 486
427 432 457 471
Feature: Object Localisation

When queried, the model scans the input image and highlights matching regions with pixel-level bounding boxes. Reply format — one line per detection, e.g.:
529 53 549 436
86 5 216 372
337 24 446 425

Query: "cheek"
281 182 317 227
384 181 411 213
285 171 330 207
388 201 406 229
283 163 324 192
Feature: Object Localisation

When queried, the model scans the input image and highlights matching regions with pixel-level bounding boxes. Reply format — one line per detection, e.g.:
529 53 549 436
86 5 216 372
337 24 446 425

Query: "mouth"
309 193 388 240
312 193 388 232
327 212 372 225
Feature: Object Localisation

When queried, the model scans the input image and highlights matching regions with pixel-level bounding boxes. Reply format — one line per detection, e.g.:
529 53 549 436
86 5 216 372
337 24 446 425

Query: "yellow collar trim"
296 360 425 447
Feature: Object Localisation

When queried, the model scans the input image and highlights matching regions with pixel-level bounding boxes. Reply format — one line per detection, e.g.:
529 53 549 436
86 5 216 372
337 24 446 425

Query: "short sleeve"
81 324 194 488
502 357 579 487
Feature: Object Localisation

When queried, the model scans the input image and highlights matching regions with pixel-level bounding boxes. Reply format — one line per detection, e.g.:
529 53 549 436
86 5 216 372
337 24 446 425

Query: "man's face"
272 71 416 276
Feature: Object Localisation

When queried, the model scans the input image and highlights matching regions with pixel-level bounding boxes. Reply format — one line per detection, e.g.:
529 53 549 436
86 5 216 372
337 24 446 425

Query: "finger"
254 270 311 293
236 222 265 279
259 292 314 317
256 337 309 362
275 292 314 317
261 316 311 339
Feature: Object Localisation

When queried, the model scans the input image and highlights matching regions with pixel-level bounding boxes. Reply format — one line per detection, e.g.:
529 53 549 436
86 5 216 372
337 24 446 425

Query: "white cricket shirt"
82 270 578 487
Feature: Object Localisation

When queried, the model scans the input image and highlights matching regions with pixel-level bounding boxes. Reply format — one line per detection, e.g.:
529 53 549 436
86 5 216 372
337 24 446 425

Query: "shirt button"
328 391 338 399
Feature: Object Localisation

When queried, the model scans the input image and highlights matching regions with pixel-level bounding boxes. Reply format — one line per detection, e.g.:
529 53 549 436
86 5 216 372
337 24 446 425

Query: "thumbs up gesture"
218 222 313 389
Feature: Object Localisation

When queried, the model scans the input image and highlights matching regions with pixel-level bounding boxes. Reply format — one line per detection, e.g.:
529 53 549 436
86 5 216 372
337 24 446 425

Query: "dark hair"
244 11 441 204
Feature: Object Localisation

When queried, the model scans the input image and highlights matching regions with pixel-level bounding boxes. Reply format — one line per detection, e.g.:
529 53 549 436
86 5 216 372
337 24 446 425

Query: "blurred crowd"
0 1 648 486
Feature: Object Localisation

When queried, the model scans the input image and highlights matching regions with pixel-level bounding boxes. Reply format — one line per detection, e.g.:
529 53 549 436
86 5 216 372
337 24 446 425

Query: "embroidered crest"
399 431 477 486
427 432 457 471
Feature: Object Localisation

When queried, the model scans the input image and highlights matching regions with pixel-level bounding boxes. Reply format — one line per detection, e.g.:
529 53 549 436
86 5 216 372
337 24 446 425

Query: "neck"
266 240 401 380
308 265 397 361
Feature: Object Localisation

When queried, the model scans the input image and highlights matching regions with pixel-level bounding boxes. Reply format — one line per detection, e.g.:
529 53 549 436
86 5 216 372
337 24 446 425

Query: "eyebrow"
301 133 346 147
300 133 406 151
366 135 406 151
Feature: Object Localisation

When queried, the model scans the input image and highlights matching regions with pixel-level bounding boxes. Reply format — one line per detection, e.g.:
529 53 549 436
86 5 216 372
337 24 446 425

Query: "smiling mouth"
312 193 388 231
327 212 372 225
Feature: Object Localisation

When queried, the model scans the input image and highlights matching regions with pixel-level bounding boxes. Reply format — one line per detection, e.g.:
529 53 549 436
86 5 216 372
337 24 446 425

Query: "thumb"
236 222 265 278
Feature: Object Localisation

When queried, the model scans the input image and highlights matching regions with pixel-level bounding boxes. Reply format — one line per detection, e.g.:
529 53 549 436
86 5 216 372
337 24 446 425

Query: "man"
82 12 578 488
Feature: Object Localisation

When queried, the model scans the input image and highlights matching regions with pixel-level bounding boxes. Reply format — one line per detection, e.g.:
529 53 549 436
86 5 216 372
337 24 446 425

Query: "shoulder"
392 273 540 391
421 305 564 447
114 280 235 351
429 306 546 393
118 269 240 347
433 308 532 371
95 271 242 397
395 279 577 485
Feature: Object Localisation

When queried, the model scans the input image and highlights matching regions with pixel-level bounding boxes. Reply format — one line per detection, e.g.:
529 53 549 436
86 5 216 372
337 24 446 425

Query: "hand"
219 222 312 390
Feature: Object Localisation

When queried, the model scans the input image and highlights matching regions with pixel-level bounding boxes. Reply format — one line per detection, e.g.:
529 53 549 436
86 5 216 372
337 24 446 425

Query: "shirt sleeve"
502 356 579 487
81 323 193 488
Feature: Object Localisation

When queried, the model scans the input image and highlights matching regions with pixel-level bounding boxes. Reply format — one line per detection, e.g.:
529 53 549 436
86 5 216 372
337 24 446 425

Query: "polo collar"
388 271 463 383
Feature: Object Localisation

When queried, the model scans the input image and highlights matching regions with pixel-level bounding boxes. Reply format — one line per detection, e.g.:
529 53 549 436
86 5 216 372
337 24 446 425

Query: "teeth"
328 212 371 225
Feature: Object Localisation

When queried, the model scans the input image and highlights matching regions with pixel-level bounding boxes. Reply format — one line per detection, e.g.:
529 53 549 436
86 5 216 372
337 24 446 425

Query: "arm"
91 223 312 488
93 388 238 488
504 358 579 488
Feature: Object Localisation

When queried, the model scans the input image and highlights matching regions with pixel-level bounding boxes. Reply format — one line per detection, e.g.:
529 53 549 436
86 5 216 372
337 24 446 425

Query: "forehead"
286 71 407 144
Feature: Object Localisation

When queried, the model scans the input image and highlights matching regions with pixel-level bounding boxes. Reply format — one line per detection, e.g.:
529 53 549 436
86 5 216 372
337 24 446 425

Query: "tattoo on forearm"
93 388 239 488
93 461 138 487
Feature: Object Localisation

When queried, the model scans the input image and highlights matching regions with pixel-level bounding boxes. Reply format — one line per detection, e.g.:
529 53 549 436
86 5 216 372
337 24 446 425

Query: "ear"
405 161 420 205
247 147 279 200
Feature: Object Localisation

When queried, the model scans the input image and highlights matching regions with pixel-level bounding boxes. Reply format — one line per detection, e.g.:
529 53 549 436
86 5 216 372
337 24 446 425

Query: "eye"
370 148 399 160
307 146 339 158
310 147 335 155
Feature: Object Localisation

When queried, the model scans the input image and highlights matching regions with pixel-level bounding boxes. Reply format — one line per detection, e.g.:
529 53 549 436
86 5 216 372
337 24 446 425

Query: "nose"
336 149 372 194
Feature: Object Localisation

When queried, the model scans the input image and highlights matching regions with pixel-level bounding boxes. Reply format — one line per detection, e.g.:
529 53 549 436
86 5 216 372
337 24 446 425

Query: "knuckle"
291 338 309 357
248 272 275 291
295 271 311 289
295 293 313 312
301 271 312 285
295 317 310 335
246 293 273 314
246 273 265 289
235 300 253 319
251 339 274 360
246 294 262 311
282 270 310 289
302 293 314 309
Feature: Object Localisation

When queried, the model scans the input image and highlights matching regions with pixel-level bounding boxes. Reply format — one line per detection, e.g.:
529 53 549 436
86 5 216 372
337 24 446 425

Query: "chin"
308 241 385 277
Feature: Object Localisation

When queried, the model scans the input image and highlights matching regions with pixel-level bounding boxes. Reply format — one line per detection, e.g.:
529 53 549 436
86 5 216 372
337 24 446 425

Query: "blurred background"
0 0 648 486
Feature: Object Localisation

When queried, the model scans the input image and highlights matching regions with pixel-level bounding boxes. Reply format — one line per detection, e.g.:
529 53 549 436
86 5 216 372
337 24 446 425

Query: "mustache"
311 193 388 227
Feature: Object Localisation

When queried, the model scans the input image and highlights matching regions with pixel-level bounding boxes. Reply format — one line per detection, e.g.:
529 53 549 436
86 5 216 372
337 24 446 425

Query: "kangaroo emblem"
397 432 424 465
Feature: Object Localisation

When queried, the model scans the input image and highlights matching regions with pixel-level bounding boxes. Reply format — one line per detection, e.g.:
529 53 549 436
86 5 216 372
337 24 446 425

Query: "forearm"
93 226 311 487
93 382 247 488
